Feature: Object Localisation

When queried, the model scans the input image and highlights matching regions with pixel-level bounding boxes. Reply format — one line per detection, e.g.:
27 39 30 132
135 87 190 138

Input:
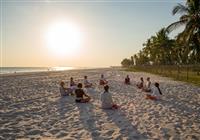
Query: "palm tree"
166 0 200 63
167 0 200 42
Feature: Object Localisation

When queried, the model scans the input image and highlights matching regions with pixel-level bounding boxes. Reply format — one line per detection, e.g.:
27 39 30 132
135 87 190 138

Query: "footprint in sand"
56 131 68 138
49 129 60 135
91 131 100 137
27 129 42 135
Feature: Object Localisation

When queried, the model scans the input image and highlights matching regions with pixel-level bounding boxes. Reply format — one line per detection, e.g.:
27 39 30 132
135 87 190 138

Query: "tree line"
121 0 200 67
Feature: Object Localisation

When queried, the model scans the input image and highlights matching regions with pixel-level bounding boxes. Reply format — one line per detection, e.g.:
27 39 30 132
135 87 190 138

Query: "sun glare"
45 21 82 57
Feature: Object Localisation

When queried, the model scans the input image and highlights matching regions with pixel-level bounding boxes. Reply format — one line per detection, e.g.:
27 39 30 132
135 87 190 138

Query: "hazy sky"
1 0 185 67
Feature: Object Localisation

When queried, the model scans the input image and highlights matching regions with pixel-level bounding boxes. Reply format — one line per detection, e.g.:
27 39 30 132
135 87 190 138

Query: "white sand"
0 68 200 139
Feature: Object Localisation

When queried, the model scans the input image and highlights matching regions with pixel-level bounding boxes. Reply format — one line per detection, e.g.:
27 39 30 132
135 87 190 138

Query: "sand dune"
0 68 200 139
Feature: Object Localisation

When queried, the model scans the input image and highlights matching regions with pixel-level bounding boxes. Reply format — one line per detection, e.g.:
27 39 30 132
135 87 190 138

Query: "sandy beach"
0 68 200 140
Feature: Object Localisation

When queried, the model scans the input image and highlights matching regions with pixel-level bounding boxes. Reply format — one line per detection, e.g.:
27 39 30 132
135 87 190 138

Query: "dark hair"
77 83 82 88
60 81 64 86
141 77 143 81
104 85 109 92
84 76 87 79
155 82 162 95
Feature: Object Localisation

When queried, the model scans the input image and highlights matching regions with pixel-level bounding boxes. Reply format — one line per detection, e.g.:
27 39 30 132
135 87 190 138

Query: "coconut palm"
167 0 200 42
166 0 200 63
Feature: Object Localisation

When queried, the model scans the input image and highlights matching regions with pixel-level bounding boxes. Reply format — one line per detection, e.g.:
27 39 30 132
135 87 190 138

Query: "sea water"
0 67 75 74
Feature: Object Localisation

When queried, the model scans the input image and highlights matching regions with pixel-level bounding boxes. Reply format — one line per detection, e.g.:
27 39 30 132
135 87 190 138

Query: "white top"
84 79 90 85
152 87 161 99
145 81 151 90
59 87 67 96
70 85 77 90
100 91 113 109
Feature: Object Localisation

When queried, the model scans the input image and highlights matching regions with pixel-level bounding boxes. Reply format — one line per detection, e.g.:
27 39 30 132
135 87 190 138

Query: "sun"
45 21 82 57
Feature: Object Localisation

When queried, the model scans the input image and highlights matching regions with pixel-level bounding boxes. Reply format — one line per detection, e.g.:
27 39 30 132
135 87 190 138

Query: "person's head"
60 81 65 87
140 77 143 81
127 75 129 78
104 85 109 92
84 76 87 79
70 77 73 81
155 82 159 87
101 74 104 78
147 77 150 81
77 83 82 88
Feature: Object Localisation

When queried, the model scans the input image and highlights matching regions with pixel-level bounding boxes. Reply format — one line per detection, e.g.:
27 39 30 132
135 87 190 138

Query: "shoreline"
0 67 112 77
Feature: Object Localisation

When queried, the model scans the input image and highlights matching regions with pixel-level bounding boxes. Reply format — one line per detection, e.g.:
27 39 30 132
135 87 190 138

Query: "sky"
1 0 185 67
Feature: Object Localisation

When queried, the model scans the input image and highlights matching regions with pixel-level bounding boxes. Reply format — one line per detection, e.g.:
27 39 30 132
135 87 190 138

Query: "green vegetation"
121 0 200 86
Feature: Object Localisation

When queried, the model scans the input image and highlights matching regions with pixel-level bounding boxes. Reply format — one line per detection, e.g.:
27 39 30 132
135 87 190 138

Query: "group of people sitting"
59 74 163 110
124 75 162 100
59 74 118 109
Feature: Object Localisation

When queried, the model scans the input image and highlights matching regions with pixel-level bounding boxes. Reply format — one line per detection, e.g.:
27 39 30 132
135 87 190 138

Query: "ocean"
0 67 76 74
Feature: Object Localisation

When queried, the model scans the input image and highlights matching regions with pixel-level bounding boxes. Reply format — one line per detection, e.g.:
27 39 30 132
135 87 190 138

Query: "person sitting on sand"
125 75 131 85
69 77 77 90
100 85 118 109
136 77 144 89
75 83 91 103
84 76 93 88
142 77 151 92
146 82 162 100
99 74 108 85
70 77 76 87
59 81 72 96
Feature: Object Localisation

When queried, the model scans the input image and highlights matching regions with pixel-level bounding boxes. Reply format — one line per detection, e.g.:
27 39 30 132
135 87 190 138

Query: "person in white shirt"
59 81 72 96
100 85 118 109
84 76 93 88
142 77 151 92
146 82 162 100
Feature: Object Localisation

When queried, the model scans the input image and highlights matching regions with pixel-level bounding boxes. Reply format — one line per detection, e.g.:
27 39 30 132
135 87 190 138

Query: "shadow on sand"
103 109 148 140
76 100 148 140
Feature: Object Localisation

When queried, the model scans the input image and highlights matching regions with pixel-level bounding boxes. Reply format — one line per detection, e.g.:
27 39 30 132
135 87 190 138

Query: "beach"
0 68 200 139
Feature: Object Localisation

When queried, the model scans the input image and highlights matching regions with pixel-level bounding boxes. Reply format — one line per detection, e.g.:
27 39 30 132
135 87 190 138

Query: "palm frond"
172 3 188 15
177 21 196 44
166 20 187 33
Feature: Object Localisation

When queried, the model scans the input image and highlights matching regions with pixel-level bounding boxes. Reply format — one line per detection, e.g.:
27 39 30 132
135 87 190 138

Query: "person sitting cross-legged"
75 83 91 103
125 75 131 85
59 81 72 96
136 77 144 89
100 85 118 109
84 76 93 88
99 74 108 85
146 82 162 100
142 77 151 92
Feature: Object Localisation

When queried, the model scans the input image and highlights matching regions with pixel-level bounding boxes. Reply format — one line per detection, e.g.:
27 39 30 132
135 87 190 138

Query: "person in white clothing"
59 81 72 96
100 85 118 109
146 82 162 100
142 77 151 92
84 76 93 88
